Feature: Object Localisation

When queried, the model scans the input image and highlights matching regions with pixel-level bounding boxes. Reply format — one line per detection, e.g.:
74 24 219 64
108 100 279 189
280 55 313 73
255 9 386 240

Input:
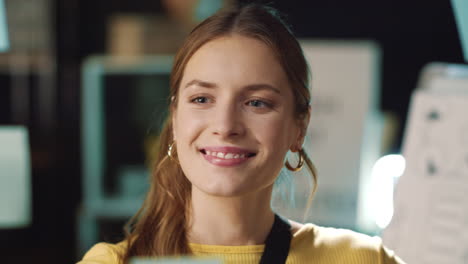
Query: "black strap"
259 214 292 264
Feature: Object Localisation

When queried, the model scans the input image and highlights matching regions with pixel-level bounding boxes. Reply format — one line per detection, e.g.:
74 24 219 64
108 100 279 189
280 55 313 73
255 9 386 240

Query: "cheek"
247 115 295 185
174 108 204 143
173 109 204 178
248 114 296 149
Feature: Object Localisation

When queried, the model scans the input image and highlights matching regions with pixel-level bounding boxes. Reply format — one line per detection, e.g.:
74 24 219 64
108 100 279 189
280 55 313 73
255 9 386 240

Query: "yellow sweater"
77 223 405 264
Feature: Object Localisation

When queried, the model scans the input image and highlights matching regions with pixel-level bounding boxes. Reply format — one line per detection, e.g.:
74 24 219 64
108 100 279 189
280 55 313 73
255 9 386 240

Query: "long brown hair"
122 4 317 262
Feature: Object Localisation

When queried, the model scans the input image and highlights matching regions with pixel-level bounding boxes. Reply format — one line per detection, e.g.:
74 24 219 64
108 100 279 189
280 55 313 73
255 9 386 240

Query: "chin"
192 177 257 198
199 183 249 197
191 174 276 199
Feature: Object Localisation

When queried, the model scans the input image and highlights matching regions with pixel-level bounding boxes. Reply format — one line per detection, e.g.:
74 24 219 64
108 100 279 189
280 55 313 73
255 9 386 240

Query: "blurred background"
0 0 464 263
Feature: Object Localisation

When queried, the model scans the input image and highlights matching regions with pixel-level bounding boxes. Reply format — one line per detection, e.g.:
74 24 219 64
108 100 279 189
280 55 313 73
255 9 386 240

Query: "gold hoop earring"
285 149 304 172
167 142 177 162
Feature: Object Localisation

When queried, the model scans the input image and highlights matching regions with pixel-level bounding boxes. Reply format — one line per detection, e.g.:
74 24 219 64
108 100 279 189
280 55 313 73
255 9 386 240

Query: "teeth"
204 151 251 159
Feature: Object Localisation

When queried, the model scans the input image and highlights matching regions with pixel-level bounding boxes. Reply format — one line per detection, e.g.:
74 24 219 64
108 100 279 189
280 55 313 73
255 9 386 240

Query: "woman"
79 4 404 264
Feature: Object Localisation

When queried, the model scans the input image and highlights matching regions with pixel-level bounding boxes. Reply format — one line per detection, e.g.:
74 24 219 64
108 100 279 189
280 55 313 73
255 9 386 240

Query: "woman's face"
173 34 303 197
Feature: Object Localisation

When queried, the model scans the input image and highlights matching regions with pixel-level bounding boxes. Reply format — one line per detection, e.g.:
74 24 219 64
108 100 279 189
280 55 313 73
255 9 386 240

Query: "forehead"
181 35 290 92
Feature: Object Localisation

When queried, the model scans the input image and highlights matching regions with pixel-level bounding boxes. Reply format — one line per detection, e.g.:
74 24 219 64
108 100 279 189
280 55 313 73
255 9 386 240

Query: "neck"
188 187 275 246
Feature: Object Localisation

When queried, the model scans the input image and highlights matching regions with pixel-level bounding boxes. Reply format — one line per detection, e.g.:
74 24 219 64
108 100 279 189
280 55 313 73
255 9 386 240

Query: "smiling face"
172 34 303 197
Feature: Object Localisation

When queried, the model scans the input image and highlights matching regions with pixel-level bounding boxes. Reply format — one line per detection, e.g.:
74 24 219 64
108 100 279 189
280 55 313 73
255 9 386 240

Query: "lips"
199 146 257 167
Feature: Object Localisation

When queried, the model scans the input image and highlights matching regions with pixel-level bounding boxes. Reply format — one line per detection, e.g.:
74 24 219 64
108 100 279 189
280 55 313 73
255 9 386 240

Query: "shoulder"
77 242 127 264
289 223 405 264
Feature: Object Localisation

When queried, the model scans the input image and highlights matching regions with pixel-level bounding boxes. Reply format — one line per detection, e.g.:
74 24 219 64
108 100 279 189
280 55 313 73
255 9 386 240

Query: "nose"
211 102 245 139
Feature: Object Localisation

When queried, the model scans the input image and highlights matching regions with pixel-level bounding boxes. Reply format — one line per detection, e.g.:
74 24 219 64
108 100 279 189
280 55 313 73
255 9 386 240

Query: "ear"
291 106 311 152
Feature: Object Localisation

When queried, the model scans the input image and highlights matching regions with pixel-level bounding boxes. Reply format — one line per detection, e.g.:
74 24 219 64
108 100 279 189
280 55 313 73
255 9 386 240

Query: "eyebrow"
184 79 281 94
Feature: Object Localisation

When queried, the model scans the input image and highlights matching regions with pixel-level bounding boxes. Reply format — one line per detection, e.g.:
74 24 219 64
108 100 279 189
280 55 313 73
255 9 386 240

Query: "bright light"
371 154 406 229
373 154 406 179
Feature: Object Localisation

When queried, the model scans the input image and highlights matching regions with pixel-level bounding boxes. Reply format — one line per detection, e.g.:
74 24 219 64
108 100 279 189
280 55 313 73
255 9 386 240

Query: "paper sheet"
383 91 468 264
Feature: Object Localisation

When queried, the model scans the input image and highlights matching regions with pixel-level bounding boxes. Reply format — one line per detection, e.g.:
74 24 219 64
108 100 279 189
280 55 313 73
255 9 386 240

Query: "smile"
199 146 257 167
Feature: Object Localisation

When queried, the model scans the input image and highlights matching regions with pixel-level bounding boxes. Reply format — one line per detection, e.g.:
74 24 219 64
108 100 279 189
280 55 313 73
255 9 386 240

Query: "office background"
0 0 464 263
